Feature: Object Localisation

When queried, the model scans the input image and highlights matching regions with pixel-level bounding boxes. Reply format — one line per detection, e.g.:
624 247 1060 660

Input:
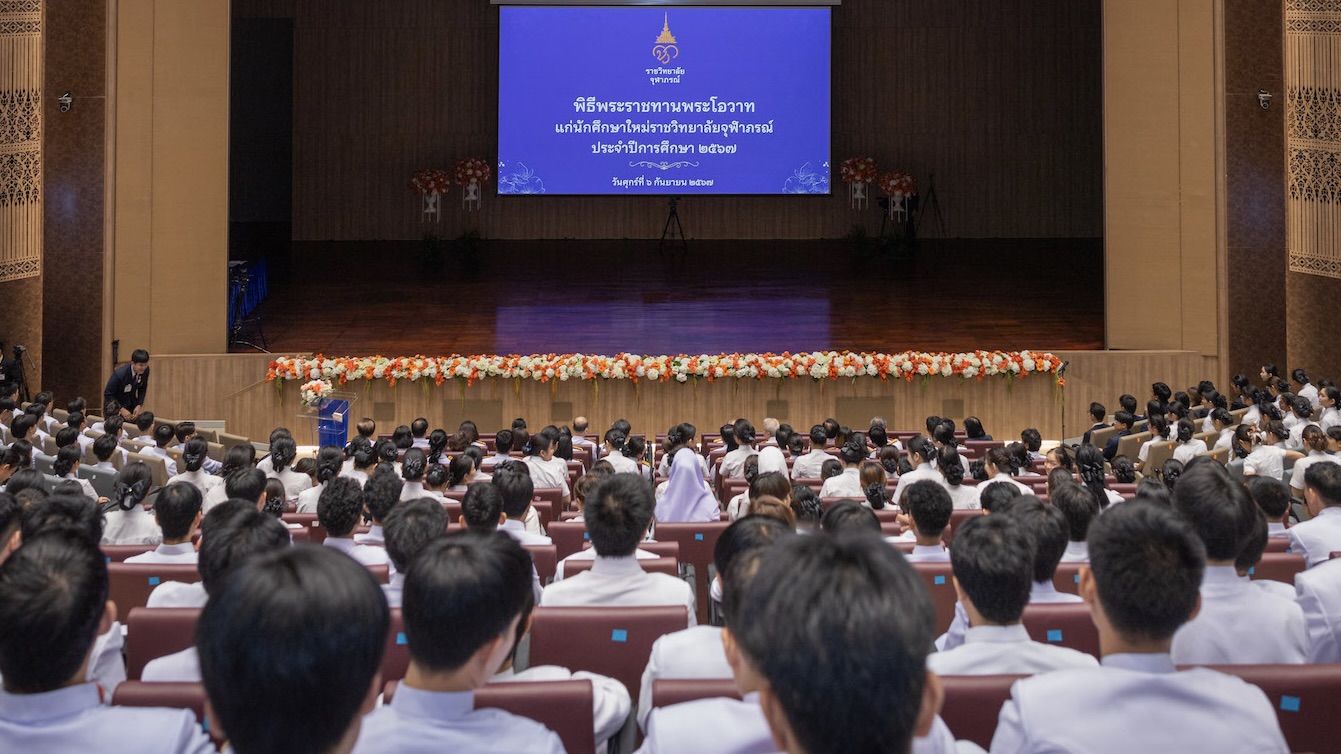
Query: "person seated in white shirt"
380 497 448 608
481 428 516 472
1246 476 1294 539
989 502 1290 754
1288 424 1338 498
294 444 345 513
100 462 160 546
142 508 292 680
125 482 202 564
397 447 432 502
896 481 953 562
170 436 222 499
521 429 572 508
352 532 566 754
357 470 403 546
442 454 475 493
978 447 1033 506
50 443 96 501
1208 407 1237 451
929 515 1098 675
265 436 312 503
339 436 376 486
937 446 981 510
1169 464 1309 664
318 477 392 569
87 433 121 473
0 530 214 754
202 444 257 513
1052 482 1099 563
571 416 599 458
636 514 794 731
818 435 867 499
718 419 760 481
199 544 388 754
1169 418 1208 465
65 412 95 454
978 480 1024 516
601 428 640 476
135 423 179 477
1288 460 1341 567
1319 386 1341 431
1244 419 1304 481
461 482 544 603
1295 547 1341 663
542 474 697 625
790 425 832 480
492 464 552 545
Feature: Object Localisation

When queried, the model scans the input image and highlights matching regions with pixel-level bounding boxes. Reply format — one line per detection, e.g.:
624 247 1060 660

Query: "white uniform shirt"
141 647 201 683
819 466 863 499
637 625 731 731
891 463 944 506
989 653 1289 754
500 518 552 546
351 685 565 754
267 466 312 501
295 481 327 513
904 544 951 563
1287 505 1341 567
555 546 659 582
1243 445 1287 480
354 524 385 546
523 455 572 496
146 581 207 608
541 554 696 626
978 474 1033 505
638 692 774 754
1320 406 1341 432
717 447 757 481
124 542 198 564
201 482 231 513
604 452 640 476
1172 439 1208 464
323 536 392 568
790 449 831 480
0 683 213 754
928 624 1098 675
1289 451 1340 493
1170 566 1308 665
169 469 220 499
1060 541 1089 563
946 483 982 510
1214 427 1235 451
1300 383 1321 410
139 445 179 477
59 473 97 501
491 665 630 747
1295 557 1341 663
340 467 370 487
382 572 406 608
101 505 162 546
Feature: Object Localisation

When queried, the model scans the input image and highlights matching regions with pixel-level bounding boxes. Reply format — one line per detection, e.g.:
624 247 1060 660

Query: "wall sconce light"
1259 89 1272 110
58 92 72 112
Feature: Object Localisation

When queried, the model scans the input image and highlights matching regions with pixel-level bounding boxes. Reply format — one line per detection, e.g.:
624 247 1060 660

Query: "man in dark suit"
1081 402 1109 445
103 349 150 420
1102 411 1136 462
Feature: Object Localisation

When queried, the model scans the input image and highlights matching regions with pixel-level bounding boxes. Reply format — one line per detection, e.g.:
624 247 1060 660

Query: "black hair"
867 425 887 449
937 446 966 487
1151 381 1172 404
1004 443 1031 475
964 416 988 439
492 466 535 519
384 497 448 572
219 444 257 478
623 435 647 461
54 426 79 449
390 425 413 451
173 436 205 474
1305 461 1341 506
732 418 756 448
91 433 117 463
1292 368 1310 386
112 461 154 511
907 435 938 466
808 424 827 449
155 483 203 540
1172 463 1253 561
1247 476 1292 519
0 530 108 692
403 532 532 672
129 348 150 364
529 429 556 457
0 492 18 546
980 480 1023 514
1235 508 1271 575
1111 410 1136 430
461 482 505 532
719 424 738 453
494 429 515 455
9 412 36 440
269 436 297 473
1001 497 1067 583
713 514 794 593
1051 481 1100 543
316 477 365 537
820 458 842 481
153 423 175 449
306 445 340 485
584 474 654 557
819 500 880 534
932 423 957 449
447 454 474 488
903 480 952 538
951 515 1034 624
790 485 823 527
374 439 398 466
786 433 807 457
1159 459 1184 490
1088 402 1106 422
604 428 627 453
224 468 267 503
52 443 82 479
838 433 866 465
198 509 292 595
752 470 792 504
172 421 196 444
734 531 934 754
409 417 429 439
1020 428 1042 453
361 471 402 525
198 545 387 754
1073 444 1110 511
20 492 102 544
401 448 428 482
1088 501 1205 642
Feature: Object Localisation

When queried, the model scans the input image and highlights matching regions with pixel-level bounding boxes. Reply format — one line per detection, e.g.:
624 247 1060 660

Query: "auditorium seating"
382 679 598 754
281 513 328 543
647 521 731 624
524 544 558 584
938 674 1027 749
1248 552 1307 585
548 520 591 560
527 606 690 707
125 607 200 679
1181 664 1341 754
111 682 225 747
101 544 155 562
381 608 409 682
1020 602 1101 658
107 562 201 621
911 562 957 633
1052 562 1085 595
650 678 743 709
944 509 983 547
562 556 680 579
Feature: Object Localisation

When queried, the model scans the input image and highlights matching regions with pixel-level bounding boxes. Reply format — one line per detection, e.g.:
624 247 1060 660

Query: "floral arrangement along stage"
409 169 452 196
879 171 918 200
299 378 334 407
453 157 492 187
267 351 1066 389
839 157 879 185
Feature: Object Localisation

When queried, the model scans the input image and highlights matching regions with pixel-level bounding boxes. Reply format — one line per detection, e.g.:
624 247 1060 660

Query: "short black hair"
494 429 514 454
383 497 448 572
9 412 35 440
1088 502 1205 642
1113 410 1136 429
713 514 794 585
198 509 291 595
361 471 402 524
735 532 934 754
1020 428 1042 452
951 515 1034 624
1050 481 1100 542
20 493 103 544
155 483 203 540
316 477 364 537
1247 476 1292 519
0 530 108 692
54 426 80 449
403 532 532 673
153 423 175 449
1305 462 1341 506
92 433 118 462
980 480 1023 514
903 480 952 537
819 500 880 535
1001 497 1067 583
584 474 654 557
0 492 19 546
1089 402 1106 422
1173 463 1256 561
461 482 504 532
198 545 387 754
225 468 267 502
130 349 150 364
492 466 535 519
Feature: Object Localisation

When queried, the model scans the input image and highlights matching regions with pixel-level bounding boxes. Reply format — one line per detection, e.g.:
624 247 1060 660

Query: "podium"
299 391 357 448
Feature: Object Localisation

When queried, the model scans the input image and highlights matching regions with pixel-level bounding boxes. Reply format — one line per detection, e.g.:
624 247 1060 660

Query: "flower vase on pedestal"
888 194 905 222
422 192 441 222
849 181 868 210
462 180 481 211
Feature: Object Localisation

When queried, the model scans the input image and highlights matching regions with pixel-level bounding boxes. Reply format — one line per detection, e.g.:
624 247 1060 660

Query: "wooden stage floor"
237 238 1105 356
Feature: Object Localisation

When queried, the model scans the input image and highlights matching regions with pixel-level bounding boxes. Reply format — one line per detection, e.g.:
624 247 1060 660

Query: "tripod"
659 197 686 258
228 265 270 353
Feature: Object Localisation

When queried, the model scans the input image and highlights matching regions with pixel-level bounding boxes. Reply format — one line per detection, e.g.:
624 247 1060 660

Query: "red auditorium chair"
1264 537 1291 553
531 491 561 523
547 520 591 560
889 540 915 554
944 509 983 547
101 544 155 562
281 513 328 543
527 606 689 707
649 521 730 624
111 681 223 748
524 544 558 585
563 556 679 579
1248 552 1306 585
1179 664 1341 754
383 679 598 754
651 678 742 709
1051 562 1084 595
107 563 201 622
444 500 463 523
938 674 1027 749
381 608 409 682
580 539 681 560
366 563 390 584
125 607 200 680
911 562 957 634
1020 602 1100 658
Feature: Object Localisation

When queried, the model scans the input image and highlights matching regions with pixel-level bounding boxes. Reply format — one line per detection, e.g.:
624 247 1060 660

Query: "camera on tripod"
12 345 25 359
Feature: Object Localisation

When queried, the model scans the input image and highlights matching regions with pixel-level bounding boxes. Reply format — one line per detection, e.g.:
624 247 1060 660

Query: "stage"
235 237 1105 356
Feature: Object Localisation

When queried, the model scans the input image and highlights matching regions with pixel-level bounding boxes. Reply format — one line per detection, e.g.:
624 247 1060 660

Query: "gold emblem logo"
652 13 679 65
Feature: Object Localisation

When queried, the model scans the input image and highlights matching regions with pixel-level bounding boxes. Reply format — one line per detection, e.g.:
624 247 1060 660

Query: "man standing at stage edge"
104 349 151 420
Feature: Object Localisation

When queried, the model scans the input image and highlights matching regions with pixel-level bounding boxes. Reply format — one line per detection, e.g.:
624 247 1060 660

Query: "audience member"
317 477 392 568
100 462 158 545
1052 481 1100 562
493 465 551 545
1287 461 1341 567
124 482 202 563
896 481 952 561
296 445 345 513
1246 476 1293 538
357 471 403 546
657 447 720 523
381 497 448 608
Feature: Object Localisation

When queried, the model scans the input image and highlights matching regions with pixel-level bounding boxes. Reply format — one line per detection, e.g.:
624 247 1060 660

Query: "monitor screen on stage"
497 6 831 196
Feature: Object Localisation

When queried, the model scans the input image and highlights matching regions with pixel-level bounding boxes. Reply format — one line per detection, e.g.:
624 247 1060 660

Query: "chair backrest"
938 674 1028 749
1185 664 1341 754
548 520 591 560
33 452 55 476
1142 441 1178 472
639 540 680 560
528 606 690 707
562 556 679 579
125 607 201 679
107 563 202 622
110 681 221 747
1087 425 1122 449
206 441 226 462
944 509 983 547
1114 432 1149 461
81 465 119 498
651 678 743 709
524 544 558 584
381 608 409 682
649 521 731 625
366 563 390 583
1051 562 1085 595
128 451 170 487
910 562 957 633
477 680 598 754
1265 537 1292 553
195 428 219 443
1247 552 1306 585
1202 446 1231 465
281 513 328 544
532 489 563 521
218 431 250 450
1020 602 1100 658
101 544 155 563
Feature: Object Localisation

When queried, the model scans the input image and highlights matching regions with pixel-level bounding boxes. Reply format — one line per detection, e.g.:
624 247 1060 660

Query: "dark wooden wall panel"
235 0 1103 241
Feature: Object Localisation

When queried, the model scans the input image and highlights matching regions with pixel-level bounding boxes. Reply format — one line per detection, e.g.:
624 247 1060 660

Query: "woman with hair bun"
399 448 430 501
978 446 1032 506
819 433 868 499
295 445 345 513
265 435 311 501
53 443 97 501
1171 418 1208 465
937 445 979 509
1289 425 1338 496
172 436 221 499
101 461 159 545
892 435 944 505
